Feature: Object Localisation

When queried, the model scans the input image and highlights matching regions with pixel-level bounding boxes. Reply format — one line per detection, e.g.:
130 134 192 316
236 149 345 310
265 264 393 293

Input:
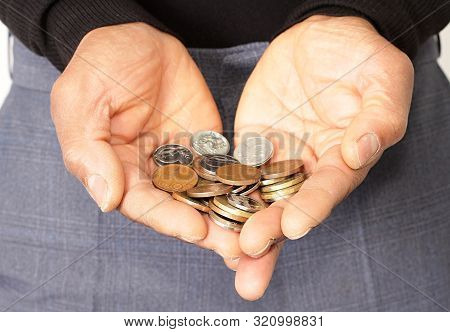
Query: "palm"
233 16 414 300
52 23 242 265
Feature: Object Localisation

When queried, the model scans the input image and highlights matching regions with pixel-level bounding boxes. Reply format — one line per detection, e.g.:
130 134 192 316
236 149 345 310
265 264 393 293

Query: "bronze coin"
152 164 198 192
197 178 217 186
172 192 210 213
215 164 261 186
260 160 304 179
186 183 233 198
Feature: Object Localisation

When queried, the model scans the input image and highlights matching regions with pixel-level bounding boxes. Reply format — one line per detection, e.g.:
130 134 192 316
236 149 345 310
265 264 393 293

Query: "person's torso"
136 0 301 47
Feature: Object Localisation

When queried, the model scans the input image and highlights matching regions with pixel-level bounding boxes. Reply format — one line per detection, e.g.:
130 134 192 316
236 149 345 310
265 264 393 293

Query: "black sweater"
0 0 449 71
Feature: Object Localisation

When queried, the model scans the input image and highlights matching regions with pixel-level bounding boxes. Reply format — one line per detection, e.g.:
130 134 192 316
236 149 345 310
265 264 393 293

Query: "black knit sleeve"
279 0 450 59
0 0 172 71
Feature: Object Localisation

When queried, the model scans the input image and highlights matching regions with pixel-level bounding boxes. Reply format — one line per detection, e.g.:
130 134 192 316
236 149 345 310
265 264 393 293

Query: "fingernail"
231 256 240 262
356 133 380 167
250 238 275 258
288 228 311 240
86 174 108 211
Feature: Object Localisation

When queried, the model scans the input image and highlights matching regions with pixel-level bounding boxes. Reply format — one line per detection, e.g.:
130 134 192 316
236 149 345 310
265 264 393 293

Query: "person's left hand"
233 15 414 300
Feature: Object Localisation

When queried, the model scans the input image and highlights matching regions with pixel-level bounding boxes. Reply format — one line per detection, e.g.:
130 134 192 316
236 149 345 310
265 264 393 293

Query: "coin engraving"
201 154 238 174
153 144 193 166
191 131 230 156
226 194 265 213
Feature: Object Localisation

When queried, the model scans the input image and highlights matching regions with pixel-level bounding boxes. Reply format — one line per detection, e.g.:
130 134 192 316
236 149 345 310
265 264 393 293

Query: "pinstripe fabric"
0 38 449 311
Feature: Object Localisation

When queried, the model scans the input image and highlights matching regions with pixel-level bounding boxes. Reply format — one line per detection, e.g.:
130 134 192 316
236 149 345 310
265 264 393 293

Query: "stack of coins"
208 194 264 232
151 130 306 232
259 160 305 203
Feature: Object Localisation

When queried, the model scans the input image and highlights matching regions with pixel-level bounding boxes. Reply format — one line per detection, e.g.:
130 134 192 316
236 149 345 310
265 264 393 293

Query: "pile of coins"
259 160 305 203
151 131 306 232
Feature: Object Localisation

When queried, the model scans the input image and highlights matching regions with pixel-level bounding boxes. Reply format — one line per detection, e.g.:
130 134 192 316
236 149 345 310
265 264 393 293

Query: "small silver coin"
231 185 247 194
226 194 265 213
153 144 193 166
239 181 261 196
234 136 274 166
190 131 230 156
201 154 238 174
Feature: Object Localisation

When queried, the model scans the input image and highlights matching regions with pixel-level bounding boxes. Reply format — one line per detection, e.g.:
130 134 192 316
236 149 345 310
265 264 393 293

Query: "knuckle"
397 51 415 78
61 142 84 177
383 112 407 143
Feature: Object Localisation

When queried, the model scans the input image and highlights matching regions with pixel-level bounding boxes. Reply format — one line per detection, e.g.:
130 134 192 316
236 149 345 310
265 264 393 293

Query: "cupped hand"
51 23 242 266
233 16 414 299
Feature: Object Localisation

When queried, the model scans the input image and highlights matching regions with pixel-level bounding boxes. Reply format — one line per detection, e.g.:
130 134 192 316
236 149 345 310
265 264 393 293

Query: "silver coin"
201 154 238 174
153 144 193 166
231 185 247 194
239 181 261 196
226 194 265 213
234 136 274 166
190 131 230 156
209 210 243 233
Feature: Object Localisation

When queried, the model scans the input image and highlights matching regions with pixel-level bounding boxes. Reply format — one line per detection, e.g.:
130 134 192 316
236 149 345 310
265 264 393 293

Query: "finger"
119 160 208 242
341 55 414 169
197 214 242 260
223 257 240 272
235 241 284 301
51 75 125 212
281 145 368 239
239 205 284 258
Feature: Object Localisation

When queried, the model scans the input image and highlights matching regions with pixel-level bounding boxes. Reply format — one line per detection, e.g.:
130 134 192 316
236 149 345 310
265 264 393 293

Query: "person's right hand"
51 23 242 267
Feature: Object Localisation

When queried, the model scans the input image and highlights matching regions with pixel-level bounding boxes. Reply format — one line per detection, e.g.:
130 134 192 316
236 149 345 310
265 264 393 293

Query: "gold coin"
209 199 249 222
152 164 198 192
263 193 296 203
213 195 253 219
172 192 210 213
215 164 261 186
260 160 303 179
208 210 244 233
260 173 305 192
260 182 303 200
260 176 289 186
187 183 233 198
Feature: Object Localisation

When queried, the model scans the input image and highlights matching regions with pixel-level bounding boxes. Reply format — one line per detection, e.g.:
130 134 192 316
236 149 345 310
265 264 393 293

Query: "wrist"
294 15 377 36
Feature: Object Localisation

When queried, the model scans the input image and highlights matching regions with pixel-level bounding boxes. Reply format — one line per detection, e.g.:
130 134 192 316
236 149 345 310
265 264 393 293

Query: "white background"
0 22 449 106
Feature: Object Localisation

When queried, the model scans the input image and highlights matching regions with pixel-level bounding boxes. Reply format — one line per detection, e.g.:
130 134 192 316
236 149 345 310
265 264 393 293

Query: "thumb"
51 75 125 212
